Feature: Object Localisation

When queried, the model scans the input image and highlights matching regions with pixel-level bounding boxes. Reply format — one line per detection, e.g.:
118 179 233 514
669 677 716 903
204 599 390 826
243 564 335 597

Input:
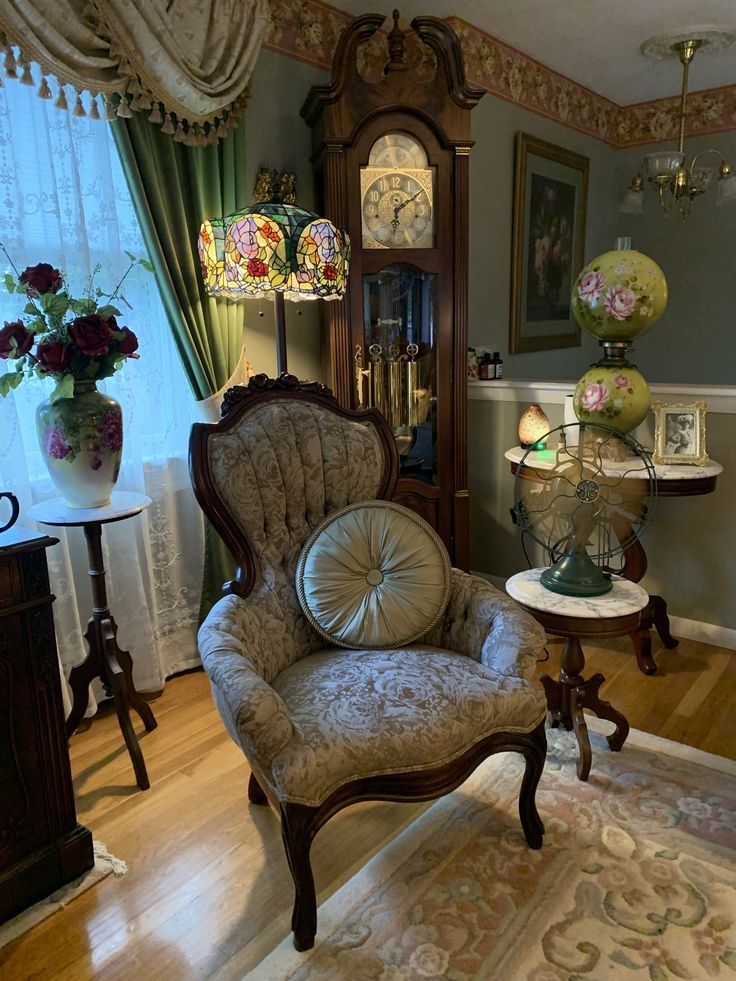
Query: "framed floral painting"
510 133 589 353
651 401 709 466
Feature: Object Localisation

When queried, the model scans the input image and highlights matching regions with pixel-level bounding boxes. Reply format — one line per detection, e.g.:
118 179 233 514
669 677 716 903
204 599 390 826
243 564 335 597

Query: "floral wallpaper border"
263 3 736 148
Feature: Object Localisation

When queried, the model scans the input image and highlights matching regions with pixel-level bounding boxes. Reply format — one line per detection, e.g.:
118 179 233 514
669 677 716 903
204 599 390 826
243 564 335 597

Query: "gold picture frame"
651 401 709 466
510 133 589 354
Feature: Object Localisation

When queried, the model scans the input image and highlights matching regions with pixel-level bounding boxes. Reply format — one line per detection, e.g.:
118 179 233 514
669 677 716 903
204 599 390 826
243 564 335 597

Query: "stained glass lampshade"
198 201 350 375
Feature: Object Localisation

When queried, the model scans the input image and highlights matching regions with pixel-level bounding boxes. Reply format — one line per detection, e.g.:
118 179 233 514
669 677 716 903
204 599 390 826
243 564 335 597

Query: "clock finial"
385 9 409 74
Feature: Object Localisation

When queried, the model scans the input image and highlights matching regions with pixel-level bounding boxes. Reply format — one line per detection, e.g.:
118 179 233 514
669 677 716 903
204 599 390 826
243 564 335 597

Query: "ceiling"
331 1 736 104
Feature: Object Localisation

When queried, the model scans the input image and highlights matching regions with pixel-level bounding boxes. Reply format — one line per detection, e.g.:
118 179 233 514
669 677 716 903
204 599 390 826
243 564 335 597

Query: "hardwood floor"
2 635 734 980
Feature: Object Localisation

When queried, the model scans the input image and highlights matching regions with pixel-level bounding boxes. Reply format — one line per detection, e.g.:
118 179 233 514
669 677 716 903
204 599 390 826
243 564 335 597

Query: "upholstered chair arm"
423 569 546 681
203 650 294 768
198 593 297 767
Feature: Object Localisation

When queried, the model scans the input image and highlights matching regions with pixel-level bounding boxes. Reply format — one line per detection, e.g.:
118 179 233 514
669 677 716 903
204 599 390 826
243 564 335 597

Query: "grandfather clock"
301 11 483 568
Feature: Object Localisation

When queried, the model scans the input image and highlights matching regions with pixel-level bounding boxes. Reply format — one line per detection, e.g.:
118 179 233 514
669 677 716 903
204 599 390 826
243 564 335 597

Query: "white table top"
505 445 723 482
27 491 152 527
506 568 649 618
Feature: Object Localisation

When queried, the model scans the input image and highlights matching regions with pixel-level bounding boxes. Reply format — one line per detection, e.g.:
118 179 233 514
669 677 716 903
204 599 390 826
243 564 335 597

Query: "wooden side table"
506 446 723 674
507 569 649 781
28 492 158 791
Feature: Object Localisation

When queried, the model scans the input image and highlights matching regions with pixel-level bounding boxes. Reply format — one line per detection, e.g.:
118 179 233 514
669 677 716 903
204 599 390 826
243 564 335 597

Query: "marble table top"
506 568 649 618
505 445 723 482
27 491 152 528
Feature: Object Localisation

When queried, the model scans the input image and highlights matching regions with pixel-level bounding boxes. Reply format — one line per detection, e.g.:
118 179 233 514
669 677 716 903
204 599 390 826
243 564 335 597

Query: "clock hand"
393 189 422 217
391 189 423 236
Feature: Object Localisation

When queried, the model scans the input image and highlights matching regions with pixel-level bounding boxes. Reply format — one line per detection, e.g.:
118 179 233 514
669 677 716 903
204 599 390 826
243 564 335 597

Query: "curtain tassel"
72 91 86 117
103 95 117 120
173 120 186 142
116 96 133 119
88 95 101 119
37 75 51 99
3 47 17 78
19 60 33 86
148 103 162 125
54 87 69 111
160 112 175 135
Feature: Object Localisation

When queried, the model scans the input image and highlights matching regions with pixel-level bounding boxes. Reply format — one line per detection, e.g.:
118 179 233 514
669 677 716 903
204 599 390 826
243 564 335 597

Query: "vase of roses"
0 251 150 507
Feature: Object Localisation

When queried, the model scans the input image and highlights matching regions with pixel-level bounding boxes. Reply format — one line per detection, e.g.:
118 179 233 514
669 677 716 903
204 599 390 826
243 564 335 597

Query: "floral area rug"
248 725 736 980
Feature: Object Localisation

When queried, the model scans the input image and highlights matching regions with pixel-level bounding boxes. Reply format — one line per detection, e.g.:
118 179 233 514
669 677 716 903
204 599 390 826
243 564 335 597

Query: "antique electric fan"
511 423 657 596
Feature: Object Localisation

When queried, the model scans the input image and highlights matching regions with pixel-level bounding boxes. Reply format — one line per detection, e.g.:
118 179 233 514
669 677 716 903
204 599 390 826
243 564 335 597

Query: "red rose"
69 314 113 356
247 257 268 277
116 327 139 357
36 340 71 373
0 320 34 359
323 263 337 282
19 263 63 295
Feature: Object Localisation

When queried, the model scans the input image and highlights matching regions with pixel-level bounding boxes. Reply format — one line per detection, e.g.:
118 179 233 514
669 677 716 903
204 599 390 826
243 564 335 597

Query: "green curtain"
111 114 248 620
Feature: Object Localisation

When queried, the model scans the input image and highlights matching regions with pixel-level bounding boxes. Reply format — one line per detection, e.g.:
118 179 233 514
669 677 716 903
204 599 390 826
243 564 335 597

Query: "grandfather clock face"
360 133 435 249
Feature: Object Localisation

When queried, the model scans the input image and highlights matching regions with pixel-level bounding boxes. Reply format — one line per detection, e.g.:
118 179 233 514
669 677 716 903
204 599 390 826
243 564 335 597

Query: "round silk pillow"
296 500 452 650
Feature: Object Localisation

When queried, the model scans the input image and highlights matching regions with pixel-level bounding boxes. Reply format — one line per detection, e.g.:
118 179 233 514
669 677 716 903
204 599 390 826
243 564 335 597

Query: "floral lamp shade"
198 202 350 302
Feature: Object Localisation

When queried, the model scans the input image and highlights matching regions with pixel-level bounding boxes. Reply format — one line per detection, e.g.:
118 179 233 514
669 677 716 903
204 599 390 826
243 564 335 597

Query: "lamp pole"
274 292 288 375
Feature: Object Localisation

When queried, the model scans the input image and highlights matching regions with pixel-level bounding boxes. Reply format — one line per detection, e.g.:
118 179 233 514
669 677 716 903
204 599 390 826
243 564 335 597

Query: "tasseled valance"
0 0 271 144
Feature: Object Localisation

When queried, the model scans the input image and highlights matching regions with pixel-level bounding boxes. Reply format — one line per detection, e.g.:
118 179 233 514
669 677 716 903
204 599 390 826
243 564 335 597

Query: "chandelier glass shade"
621 35 736 220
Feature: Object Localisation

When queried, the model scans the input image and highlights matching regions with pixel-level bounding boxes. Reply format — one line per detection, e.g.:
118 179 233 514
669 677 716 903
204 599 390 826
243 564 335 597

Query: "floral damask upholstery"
191 381 548 949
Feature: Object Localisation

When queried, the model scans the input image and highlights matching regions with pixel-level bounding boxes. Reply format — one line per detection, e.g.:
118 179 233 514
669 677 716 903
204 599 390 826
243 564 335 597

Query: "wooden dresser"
0 526 93 922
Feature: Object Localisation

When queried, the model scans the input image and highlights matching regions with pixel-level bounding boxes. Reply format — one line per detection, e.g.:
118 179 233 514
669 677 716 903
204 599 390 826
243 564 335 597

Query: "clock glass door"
359 263 437 483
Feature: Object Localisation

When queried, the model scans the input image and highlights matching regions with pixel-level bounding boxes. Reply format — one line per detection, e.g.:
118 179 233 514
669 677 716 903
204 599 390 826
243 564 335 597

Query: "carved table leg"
644 594 679 649
570 686 592 781
69 522 157 791
541 637 629 781
630 625 658 676
573 672 630 753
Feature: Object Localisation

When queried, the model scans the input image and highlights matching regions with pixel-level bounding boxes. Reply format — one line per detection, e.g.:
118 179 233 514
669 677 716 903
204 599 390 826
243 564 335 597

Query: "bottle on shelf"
478 353 494 380
491 349 503 379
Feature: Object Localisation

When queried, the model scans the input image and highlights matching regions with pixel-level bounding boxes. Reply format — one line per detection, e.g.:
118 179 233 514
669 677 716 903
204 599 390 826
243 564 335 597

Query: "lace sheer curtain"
0 73 205 706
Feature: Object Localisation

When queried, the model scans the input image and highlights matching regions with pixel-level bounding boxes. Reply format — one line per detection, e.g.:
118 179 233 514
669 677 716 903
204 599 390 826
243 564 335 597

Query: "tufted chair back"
189 375 399 678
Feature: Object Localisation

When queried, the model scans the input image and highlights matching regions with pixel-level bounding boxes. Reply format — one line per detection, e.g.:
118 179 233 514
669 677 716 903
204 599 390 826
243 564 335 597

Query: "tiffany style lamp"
198 175 350 375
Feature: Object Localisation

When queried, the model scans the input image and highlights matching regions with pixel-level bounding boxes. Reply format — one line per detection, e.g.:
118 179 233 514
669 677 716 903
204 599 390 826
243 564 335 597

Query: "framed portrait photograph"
510 133 589 354
651 401 709 466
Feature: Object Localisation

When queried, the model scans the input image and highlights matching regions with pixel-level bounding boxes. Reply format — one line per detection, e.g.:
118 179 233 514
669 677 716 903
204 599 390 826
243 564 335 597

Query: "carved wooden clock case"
301 11 483 567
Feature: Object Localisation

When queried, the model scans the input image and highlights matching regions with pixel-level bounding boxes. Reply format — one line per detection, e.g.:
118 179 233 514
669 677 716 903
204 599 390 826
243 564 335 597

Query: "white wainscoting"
469 380 736 415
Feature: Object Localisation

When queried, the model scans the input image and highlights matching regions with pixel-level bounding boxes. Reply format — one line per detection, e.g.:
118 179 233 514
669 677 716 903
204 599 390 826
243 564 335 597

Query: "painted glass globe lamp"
571 237 668 434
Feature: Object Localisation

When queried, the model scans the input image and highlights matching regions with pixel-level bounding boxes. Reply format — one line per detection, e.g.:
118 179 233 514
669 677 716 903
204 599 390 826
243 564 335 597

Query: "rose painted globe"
572 249 668 343
573 364 650 434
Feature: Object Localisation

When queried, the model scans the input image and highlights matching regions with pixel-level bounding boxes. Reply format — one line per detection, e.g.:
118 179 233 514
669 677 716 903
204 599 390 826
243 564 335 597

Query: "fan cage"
512 422 657 569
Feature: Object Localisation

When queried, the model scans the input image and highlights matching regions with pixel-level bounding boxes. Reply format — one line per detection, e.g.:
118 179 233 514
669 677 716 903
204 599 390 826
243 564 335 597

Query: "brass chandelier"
621 32 736 220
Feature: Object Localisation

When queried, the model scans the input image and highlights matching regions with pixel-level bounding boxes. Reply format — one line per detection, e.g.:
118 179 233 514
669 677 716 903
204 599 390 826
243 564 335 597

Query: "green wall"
615 132 736 385
469 96 619 381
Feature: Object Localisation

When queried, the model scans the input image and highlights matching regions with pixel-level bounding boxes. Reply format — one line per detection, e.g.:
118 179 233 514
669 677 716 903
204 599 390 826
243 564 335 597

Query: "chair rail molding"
468 380 736 415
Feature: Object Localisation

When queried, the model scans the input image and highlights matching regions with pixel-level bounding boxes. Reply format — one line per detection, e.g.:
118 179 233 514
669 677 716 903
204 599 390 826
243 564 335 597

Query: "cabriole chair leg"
248 771 268 805
518 721 547 849
281 804 318 951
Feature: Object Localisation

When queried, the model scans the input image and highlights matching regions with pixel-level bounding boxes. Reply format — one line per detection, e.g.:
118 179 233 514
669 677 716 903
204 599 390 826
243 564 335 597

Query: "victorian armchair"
189 375 548 951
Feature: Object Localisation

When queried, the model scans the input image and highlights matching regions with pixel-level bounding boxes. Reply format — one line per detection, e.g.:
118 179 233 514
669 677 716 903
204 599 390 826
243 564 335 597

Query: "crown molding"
262 2 736 147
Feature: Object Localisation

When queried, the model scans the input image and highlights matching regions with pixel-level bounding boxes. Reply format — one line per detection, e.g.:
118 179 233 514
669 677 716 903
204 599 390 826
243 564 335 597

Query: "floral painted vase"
573 363 650 434
36 381 123 507
572 248 668 343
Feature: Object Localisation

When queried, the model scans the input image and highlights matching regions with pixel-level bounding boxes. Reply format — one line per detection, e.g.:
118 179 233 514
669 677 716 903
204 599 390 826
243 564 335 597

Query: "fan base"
540 562 613 597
